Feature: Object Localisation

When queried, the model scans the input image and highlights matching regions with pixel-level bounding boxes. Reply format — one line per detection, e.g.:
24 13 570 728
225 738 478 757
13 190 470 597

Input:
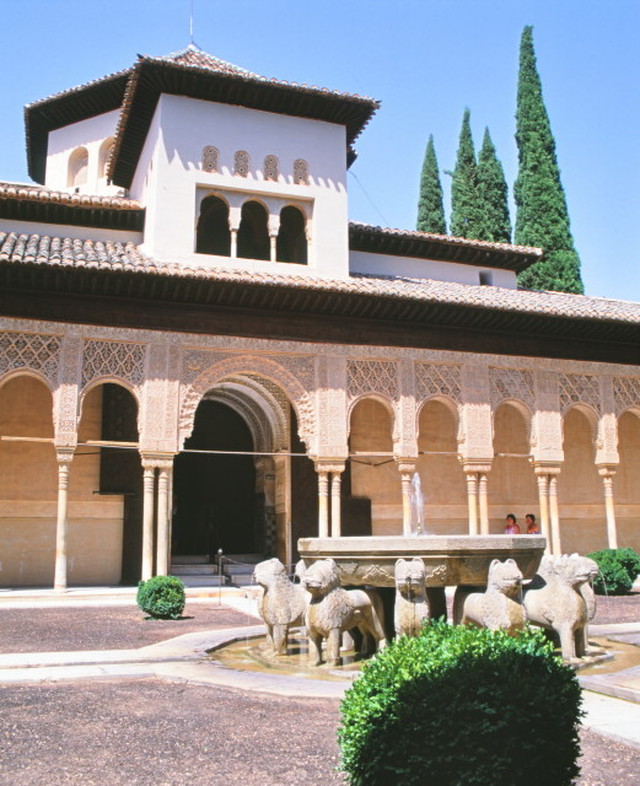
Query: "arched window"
202 146 219 173
234 150 250 177
68 146 88 188
99 138 114 180
276 205 307 264
293 158 309 185
196 195 231 256
264 154 279 181
237 200 269 260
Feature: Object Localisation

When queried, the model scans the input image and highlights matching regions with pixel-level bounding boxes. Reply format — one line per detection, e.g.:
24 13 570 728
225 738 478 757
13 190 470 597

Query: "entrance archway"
173 400 257 556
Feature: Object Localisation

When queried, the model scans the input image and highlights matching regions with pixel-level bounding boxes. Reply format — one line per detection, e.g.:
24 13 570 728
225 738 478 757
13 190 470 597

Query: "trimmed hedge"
137 575 186 619
586 548 640 595
338 621 582 786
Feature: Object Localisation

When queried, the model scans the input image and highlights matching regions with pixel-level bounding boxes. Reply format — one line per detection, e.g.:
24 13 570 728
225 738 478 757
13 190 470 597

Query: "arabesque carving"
559 373 601 414
347 359 398 401
613 376 640 416
82 340 146 387
415 362 461 404
0 331 61 381
489 366 534 412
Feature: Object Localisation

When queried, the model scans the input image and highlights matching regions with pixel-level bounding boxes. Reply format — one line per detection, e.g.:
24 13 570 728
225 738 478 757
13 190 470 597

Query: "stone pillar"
535 471 550 545
53 448 75 591
397 461 416 536
478 472 489 535
230 229 238 258
549 474 561 556
316 466 330 538
156 461 174 576
141 462 156 580
330 465 345 537
464 470 479 536
598 465 618 550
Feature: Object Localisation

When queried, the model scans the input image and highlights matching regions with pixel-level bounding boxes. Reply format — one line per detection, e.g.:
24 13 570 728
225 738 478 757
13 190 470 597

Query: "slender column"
316 468 330 538
535 472 550 547
269 235 277 263
156 463 173 575
598 466 618 549
478 473 489 535
53 448 75 591
141 463 156 580
464 471 478 535
330 468 344 537
397 461 416 536
549 475 561 556
230 228 238 258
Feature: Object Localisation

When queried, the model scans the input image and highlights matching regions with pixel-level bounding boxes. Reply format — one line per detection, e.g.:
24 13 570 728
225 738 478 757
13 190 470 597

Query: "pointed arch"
276 205 307 264
237 200 270 260
196 194 231 255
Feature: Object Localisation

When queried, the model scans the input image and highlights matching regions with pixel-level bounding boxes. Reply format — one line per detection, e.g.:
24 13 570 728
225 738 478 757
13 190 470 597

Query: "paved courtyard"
0 594 639 785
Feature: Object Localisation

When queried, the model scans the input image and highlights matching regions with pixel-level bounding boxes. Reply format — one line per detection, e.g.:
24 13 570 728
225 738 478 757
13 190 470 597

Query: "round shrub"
338 621 582 786
586 548 640 595
137 575 186 619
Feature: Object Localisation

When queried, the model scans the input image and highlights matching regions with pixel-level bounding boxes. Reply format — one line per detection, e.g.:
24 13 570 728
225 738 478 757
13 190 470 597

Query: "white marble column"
535 471 550 547
478 472 489 535
549 474 561 556
330 466 344 537
316 467 330 538
53 448 75 591
397 461 416 536
598 466 618 549
156 462 173 576
464 471 479 536
141 462 156 580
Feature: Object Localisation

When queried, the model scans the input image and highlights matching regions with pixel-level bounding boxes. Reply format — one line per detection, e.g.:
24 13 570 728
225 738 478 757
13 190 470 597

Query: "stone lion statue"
461 558 525 635
302 558 387 667
394 557 430 637
523 553 594 661
252 558 307 655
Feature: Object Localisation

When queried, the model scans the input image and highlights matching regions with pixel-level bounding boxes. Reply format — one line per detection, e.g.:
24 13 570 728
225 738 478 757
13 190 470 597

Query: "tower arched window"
276 206 307 264
202 146 219 173
196 195 231 256
99 138 115 180
264 154 279 181
234 150 250 177
68 146 88 188
237 200 269 260
293 158 309 185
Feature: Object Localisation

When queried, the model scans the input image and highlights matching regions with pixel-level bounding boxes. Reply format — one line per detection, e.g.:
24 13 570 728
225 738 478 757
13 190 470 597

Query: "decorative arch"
196 194 231 255
179 355 316 452
0 367 54 393
491 398 532 444
276 205 307 264
416 394 459 428
237 200 269 260
561 403 599 440
68 146 88 188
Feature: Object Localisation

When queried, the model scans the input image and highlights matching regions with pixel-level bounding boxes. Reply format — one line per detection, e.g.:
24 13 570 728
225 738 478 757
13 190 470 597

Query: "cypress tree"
477 127 512 243
514 26 583 293
450 109 484 239
417 135 447 235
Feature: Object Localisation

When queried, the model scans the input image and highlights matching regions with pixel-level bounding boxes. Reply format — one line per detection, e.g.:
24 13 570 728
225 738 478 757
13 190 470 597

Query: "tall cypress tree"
417 135 447 235
450 109 484 239
477 127 511 243
514 26 583 293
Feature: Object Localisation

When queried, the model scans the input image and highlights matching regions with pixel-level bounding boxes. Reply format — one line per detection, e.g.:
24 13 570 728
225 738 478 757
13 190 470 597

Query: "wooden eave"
0 197 145 232
0 261 638 366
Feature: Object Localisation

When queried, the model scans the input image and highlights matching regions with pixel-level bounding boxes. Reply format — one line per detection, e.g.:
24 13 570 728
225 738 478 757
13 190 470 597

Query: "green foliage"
450 109 484 239
587 548 640 595
477 128 511 243
514 26 583 294
417 135 447 235
338 621 582 786
137 575 186 619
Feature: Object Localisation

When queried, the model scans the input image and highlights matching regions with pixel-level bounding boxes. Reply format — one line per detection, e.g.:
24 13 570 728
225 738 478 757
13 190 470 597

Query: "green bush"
136 575 186 619
338 621 582 786
587 548 640 595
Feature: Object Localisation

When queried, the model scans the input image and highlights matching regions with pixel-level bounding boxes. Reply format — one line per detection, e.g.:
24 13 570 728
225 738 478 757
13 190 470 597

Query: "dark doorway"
173 400 257 556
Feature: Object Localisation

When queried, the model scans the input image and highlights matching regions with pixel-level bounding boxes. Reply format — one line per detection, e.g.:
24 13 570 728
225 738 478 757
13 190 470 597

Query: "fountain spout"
409 472 425 535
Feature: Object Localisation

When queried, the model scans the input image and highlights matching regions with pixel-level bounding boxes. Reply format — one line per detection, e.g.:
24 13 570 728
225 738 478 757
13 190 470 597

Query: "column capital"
460 460 492 474
395 457 417 476
532 461 562 476
314 459 346 475
140 451 176 471
55 446 76 464
597 463 617 479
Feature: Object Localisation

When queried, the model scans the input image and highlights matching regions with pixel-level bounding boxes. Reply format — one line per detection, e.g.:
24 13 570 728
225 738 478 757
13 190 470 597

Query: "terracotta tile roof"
0 182 141 211
1 230 638 326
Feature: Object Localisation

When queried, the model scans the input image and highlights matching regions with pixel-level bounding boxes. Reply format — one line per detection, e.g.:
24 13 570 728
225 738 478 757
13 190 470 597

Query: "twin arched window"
196 197 307 264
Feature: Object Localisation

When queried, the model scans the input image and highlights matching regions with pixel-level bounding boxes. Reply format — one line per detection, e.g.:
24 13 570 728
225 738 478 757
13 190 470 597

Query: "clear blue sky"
1 0 638 302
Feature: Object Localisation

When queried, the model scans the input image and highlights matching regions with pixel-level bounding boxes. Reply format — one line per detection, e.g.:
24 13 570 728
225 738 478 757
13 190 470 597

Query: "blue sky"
0 0 638 302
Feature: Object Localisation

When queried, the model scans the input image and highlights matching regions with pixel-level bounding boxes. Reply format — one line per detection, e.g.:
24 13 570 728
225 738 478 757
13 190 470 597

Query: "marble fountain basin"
297 535 546 588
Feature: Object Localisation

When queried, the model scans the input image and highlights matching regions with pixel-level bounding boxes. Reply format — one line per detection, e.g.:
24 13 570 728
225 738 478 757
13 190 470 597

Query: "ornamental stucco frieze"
558 373 601 415
0 331 61 384
347 359 399 401
613 376 640 416
81 339 146 389
415 362 462 405
489 366 535 413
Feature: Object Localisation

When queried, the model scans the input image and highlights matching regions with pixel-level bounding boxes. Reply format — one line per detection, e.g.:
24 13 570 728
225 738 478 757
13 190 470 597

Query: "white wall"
45 111 121 196
350 250 518 288
130 94 350 278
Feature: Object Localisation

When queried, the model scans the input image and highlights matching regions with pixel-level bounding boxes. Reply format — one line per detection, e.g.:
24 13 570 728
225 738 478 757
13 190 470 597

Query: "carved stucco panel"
489 366 534 413
53 336 83 443
558 373 601 415
0 331 61 384
316 355 347 454
459 364 492 459
347 359 399 401
613 376 640 416
81 339 146 389
415 362 462 405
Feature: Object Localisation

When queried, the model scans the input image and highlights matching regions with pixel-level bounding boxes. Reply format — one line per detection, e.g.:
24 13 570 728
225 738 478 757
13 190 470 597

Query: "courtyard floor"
0 593 638 785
